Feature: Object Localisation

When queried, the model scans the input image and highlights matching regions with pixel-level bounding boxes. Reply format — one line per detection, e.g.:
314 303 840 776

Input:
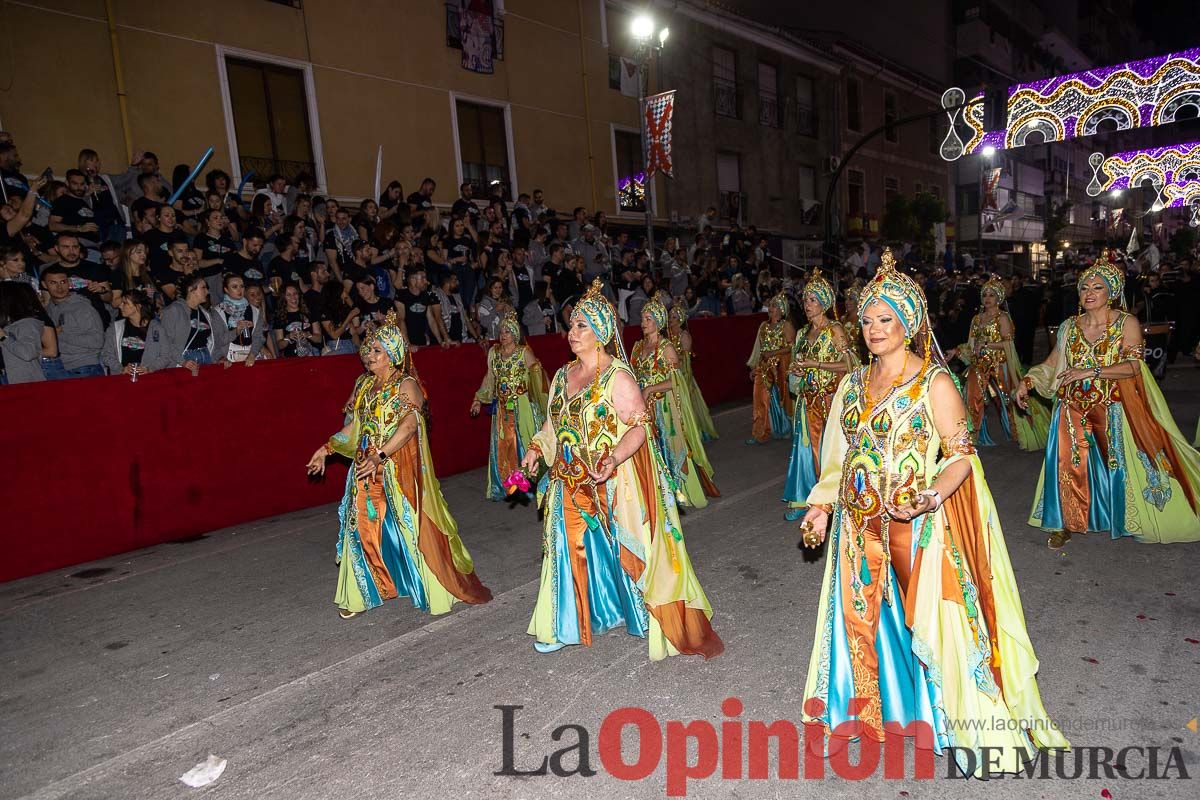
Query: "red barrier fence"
0 314 764 582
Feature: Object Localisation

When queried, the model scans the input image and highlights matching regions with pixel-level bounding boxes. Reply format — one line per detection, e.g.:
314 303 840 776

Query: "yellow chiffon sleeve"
1024 318 1068 398
806 374 851 507
746 324 765 368
474 347 497 403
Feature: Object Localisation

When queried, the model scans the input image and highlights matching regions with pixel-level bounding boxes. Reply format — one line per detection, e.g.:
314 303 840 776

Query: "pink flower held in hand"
503 470 532 495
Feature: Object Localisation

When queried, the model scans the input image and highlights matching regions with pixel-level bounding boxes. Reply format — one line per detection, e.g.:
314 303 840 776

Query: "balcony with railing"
238 155 315 183
759 94 780 128
796 103 816 137
714 77 739 119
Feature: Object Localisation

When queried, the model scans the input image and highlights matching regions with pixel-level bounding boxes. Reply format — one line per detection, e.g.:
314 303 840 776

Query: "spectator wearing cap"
145 273 226 372
571 223 610 283
42 263 104 378
0 281 47 383
102 288 156 377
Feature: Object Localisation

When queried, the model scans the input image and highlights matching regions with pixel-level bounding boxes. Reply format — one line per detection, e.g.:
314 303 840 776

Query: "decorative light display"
618 172 646 211
941 47 1200 160
1086 141 1200 208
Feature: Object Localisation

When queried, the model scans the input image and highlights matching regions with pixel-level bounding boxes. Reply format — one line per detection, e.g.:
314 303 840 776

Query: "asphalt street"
3 369 1200 800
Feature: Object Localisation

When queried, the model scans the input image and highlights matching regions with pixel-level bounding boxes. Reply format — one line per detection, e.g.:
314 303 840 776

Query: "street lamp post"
978 146 995 269
631 15 668 264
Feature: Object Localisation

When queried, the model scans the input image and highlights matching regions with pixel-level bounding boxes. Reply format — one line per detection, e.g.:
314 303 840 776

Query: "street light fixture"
977 147 996 265
630 13 670 262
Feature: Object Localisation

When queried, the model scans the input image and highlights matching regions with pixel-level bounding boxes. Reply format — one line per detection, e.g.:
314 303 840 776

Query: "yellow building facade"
0 0 657 216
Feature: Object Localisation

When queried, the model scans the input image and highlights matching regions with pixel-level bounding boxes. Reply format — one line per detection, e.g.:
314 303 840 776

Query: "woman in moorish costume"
307 313 493 618
947 276 1049 450
1015 251 1200 548
842 278 869 363
520 279 723 660
800 247 1068 776
745 292 795 445
631 298 720 508
782 270 858 521
667 304 719 442
470 311 549 500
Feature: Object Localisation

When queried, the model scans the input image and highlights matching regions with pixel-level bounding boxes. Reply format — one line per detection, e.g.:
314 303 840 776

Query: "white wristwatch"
918 488 942 509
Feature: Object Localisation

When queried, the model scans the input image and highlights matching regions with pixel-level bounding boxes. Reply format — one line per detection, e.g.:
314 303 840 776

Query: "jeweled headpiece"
668 303 686 327
858 248 927 335
769 291 789 316
499 311 521 342
574 278 617 345
803 269 835 312
1077 250 1125 301
365 310 410 369
981 274 1006 304
643 298 668 331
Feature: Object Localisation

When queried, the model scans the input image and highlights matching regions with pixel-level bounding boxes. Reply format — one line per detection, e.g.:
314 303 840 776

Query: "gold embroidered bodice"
792 323 848 398
350 374 418 457
1060 312 1133 411
759 321 787 354
631 339 673 398
968 313 1007 378
546 362 631 491
491 345 530 407
836 365 965 527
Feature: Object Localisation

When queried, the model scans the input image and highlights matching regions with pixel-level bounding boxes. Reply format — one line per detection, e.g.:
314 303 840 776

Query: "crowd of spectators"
3 130 1196 387
0 133 787 385
829 241 1200 370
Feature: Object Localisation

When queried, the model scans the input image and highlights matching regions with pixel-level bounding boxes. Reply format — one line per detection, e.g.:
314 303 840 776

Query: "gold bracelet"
323 441 336 456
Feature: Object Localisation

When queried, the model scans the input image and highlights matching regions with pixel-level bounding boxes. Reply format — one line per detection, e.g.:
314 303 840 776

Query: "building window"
758 63 779 127
717 152 742 221
798 164 816 203
846 76 862 132
884 90 898 143
914 181 923 195
929 114 940 156
796 75 816 137
847 169 865 216
223 56 316 182
455 99 513 200
713 46 739 119
884 176 900 204
613 129 645 213
930 184 942 200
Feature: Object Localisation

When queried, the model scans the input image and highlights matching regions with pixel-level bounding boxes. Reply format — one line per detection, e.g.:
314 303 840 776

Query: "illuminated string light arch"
941 47 1200 160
